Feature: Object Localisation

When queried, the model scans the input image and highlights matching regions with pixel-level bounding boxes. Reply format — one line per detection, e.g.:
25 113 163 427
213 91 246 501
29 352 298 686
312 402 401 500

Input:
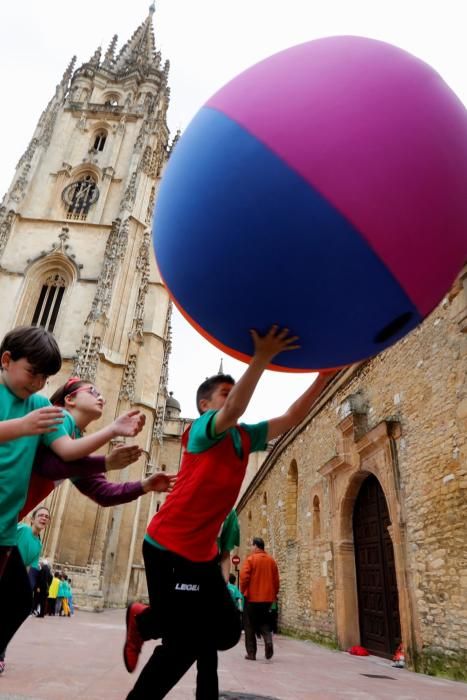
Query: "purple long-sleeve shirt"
33 447 144 507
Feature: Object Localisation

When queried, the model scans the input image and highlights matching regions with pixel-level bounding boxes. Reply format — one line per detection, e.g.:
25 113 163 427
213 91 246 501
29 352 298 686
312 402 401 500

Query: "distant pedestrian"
56 573 67 616
35 559 52 617
240 537 280 661
47 572 61 615
67 577 74 615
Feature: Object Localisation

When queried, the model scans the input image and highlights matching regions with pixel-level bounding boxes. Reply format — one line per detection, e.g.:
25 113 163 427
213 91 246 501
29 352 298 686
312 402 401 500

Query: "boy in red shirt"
126 325 327 700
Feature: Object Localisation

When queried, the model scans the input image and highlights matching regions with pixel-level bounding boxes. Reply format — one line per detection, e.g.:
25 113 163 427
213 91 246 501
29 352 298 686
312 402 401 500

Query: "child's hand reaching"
105 444 142 471
142 472 177 494
19 406 64 436
250 325 300 363
111 410 146 438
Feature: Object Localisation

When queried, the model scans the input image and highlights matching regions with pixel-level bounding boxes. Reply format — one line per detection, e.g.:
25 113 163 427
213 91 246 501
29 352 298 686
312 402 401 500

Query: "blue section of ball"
154 107 421 369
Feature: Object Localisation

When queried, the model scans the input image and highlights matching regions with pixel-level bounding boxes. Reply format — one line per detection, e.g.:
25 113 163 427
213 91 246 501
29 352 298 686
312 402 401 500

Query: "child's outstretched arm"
214 325 299 435
0 406 63 443
49 410 146 461
34 444 142 480
73 470 176 507
266 371 336 441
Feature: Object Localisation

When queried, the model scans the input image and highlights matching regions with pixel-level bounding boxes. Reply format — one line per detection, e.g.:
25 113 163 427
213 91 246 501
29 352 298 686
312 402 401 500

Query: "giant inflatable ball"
153 36 467 371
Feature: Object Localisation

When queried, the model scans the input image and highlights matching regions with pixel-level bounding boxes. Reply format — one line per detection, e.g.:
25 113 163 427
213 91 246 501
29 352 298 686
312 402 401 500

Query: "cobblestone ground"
0 609 466 700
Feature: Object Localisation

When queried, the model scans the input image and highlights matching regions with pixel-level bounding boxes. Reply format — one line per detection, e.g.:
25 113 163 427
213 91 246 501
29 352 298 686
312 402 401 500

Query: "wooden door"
353 475 401 657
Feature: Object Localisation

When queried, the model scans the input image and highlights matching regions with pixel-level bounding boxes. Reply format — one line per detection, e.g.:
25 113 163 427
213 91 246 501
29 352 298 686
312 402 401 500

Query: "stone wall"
237 268 467 678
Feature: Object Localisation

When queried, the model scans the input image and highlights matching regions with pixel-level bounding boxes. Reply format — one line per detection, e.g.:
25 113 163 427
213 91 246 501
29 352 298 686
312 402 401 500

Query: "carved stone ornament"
120 172 137 211
119 354 137 402
0 208 16 258
72 333 102 382
87 218 129 323
132 230 151 339
152 303 173 445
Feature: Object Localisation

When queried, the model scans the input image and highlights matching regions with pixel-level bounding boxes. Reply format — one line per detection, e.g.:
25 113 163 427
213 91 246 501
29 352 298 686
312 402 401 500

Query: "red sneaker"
123 602 148 673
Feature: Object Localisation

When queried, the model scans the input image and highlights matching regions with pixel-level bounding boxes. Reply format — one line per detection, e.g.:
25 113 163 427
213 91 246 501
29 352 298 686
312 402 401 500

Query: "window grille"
31 274 66 332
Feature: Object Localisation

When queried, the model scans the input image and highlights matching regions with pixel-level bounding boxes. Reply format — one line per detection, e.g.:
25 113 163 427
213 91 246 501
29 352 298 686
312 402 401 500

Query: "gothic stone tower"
0 6 177 606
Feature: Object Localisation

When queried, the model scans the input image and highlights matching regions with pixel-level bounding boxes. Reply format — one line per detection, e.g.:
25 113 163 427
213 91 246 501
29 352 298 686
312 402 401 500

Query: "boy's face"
0 352 48 399
200 382 234 413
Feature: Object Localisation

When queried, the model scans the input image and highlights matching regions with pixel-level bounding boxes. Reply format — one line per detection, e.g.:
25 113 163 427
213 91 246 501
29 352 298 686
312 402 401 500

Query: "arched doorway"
353 474 401 657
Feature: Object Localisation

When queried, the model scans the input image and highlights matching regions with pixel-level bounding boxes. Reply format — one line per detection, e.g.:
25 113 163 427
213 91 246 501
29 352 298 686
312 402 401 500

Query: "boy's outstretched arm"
0 406 63 443
214 326 299 435
266 371 336 441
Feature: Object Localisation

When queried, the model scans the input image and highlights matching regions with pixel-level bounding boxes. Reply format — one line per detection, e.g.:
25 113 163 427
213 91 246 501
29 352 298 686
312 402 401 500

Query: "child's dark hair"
49 377 89 406
229 573 237 585
0 326 61 376
195 374 235 414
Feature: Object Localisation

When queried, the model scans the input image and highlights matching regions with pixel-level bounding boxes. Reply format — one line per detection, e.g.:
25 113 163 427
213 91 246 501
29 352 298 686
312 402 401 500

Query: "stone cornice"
236 363 366 513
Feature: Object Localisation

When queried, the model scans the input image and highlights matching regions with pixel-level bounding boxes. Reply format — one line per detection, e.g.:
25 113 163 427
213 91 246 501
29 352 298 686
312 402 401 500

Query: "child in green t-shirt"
0 325 145 672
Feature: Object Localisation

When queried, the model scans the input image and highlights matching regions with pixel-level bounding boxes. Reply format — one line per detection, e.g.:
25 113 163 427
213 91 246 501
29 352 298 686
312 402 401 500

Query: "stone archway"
319 413 418 660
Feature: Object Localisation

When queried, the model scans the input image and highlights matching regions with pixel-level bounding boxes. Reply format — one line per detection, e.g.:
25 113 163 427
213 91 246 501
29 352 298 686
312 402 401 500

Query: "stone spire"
61 56 77 87
102 34 118 68
113 4 158 76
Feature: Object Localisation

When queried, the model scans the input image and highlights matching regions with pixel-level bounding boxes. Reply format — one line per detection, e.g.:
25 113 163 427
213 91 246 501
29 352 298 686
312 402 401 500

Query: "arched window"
63 174 98 220
104 94 119 107
286 459 298 541
92 130 107 152
313 495 321 539
31 273 66 332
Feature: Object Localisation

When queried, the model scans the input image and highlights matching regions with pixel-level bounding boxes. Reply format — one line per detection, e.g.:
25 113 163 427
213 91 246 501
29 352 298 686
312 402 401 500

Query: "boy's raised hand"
105 444 142 471
112 410 146 438
20 406 64 436
250 325 300 363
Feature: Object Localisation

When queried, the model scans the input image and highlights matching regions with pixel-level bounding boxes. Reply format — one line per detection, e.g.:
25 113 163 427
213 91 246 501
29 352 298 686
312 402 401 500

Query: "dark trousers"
244 601 273 659
0 546 33 658
127 540 240 700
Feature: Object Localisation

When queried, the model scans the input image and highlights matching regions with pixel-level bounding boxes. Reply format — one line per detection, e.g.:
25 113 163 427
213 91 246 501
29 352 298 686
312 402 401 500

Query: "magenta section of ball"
207 36 467 316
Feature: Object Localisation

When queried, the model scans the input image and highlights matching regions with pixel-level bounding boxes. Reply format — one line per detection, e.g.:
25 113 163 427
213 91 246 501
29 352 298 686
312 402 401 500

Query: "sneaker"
0 660 5 674
265 641 274 659
244 654 256 661
123 602 148 673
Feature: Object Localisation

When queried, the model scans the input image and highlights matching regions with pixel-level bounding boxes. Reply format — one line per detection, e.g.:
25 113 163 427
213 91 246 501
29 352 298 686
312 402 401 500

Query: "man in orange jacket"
239 537 279 661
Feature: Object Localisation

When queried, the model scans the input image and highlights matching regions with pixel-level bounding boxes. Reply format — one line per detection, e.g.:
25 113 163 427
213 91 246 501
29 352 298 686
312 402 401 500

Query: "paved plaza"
0 609 466 700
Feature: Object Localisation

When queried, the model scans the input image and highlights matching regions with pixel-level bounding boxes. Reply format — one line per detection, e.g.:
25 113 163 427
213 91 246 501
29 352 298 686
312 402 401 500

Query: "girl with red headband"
20 376 175 520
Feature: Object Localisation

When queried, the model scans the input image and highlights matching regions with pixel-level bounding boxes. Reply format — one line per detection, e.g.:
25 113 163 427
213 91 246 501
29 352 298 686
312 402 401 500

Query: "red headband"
65 376 82 389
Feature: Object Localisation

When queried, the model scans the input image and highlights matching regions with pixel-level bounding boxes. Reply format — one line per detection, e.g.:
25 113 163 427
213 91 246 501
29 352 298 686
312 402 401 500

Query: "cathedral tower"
0 5 177 606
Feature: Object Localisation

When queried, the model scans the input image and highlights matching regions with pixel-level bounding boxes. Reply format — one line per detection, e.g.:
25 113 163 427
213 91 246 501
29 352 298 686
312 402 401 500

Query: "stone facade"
0 8 183 607
237 266 467 679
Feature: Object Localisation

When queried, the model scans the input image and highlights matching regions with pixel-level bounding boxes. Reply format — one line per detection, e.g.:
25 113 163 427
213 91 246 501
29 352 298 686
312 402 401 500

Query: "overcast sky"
1 1 466 420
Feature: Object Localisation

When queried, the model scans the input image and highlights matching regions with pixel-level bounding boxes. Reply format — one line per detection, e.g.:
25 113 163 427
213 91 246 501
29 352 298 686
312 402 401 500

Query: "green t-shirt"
0 384 68 546
16 522 42 568
60 410 80 439
218 509 240 553
188 410 268 457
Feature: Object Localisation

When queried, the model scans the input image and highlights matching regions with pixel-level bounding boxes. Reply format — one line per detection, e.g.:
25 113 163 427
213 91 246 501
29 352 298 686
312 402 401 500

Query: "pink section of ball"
207 37 467 315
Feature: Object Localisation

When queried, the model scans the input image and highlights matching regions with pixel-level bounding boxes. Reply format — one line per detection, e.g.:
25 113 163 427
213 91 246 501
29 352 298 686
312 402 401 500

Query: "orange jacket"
240 550 280 602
